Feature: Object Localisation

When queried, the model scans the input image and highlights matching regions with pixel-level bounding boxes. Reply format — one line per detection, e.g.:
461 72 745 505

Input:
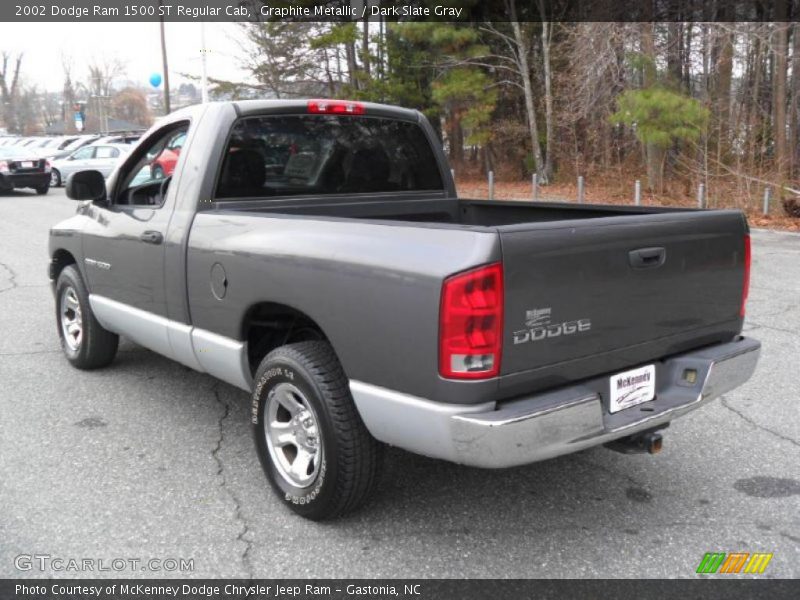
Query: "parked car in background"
49 143 131 187
19 136 49 148
149 130 185 178
34 136 80 154
0 144 51 194
94 133 142 145
43 135 102 161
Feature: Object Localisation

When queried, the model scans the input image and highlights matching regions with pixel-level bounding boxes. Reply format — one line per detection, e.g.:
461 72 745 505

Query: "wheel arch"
50 249 77 282
241 301 330 377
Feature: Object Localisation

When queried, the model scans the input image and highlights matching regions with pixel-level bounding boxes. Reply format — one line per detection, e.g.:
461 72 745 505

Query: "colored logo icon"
696 552 773 574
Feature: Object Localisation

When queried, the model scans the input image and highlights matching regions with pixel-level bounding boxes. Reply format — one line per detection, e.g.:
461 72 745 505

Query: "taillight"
0 160 8 173
439 262 503 379
44 160 52 173
740 234 751 317
307 99 365 115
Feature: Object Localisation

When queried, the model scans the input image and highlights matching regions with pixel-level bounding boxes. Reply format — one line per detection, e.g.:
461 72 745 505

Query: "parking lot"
0 186 798 578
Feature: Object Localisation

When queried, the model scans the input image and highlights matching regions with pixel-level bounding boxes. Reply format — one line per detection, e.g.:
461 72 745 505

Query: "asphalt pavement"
0 187 798 578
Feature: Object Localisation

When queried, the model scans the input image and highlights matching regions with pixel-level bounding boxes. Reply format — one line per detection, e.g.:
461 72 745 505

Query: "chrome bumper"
350 337 761 468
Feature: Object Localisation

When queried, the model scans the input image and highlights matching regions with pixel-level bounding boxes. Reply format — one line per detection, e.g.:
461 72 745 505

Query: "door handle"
140 230 163 245
628 246 666 269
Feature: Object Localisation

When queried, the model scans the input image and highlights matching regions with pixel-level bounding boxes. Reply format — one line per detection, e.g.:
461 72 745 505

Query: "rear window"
215 115 443 199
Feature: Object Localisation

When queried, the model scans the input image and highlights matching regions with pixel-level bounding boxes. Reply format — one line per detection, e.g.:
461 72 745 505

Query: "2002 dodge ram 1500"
50 99 760 519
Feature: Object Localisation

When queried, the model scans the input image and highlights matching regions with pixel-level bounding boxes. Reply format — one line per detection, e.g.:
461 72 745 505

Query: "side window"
114 122 190 207
95 146 118 159
167 132 186 151
72 146 95 160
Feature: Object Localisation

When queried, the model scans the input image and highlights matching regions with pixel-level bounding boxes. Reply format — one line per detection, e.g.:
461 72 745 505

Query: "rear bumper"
0 172 49 190
350 336 760 468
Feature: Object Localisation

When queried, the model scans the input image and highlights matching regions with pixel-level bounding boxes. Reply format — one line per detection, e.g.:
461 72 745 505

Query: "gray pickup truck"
49 99 760 519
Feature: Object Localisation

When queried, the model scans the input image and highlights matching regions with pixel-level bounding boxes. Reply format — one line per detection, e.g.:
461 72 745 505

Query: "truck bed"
221 195 688 226
206 196 747 400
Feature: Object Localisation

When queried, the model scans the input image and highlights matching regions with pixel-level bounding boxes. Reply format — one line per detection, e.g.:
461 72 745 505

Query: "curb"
751 228 800 237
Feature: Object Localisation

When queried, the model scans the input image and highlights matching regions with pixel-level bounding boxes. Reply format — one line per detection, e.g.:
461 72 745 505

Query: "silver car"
50 143 131 187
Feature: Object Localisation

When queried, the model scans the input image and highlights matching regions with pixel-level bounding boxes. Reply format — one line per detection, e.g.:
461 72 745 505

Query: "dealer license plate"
609 364 656 413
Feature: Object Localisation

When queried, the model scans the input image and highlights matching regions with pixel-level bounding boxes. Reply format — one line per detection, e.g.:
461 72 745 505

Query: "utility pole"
200 21 208 103
159 0 171 114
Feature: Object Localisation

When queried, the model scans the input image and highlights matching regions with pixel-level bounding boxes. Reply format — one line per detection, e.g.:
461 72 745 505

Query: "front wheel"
50 169 61 187
252 341 382 520
55 265 119 369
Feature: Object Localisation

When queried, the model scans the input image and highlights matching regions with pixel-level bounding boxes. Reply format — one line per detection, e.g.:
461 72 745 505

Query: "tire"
55 265 119 369
35 184 49 195
50 169 61 187
152 165 164 180
252 341 382 520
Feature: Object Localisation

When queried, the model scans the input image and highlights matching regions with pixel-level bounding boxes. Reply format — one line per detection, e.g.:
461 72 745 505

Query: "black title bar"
3 0 800 22
2 579 800 600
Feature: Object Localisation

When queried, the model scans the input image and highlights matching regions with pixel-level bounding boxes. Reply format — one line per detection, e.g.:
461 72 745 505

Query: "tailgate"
500 210 747 379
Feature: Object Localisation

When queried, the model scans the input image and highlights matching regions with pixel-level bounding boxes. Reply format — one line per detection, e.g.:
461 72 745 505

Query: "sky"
0 22 252 93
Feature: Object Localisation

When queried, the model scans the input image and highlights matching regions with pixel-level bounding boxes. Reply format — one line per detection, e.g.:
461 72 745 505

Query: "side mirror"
66 170 106 202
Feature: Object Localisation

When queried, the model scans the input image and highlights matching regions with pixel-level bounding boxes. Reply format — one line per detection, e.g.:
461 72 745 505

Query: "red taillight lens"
439 262 503 379
740 234 751 317
307 99 365 115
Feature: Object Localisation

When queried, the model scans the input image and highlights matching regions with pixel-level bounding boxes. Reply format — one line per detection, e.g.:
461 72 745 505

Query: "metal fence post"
488 170 494 200
634 180 641 206
577 176 585 203
763 187 771 215
532 173 538 202
697 183 705 209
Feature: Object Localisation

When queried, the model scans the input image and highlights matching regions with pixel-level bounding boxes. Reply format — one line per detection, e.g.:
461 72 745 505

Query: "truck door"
81 122 190 318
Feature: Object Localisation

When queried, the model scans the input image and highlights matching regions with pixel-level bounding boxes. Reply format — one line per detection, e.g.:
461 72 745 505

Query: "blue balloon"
149 73 162 88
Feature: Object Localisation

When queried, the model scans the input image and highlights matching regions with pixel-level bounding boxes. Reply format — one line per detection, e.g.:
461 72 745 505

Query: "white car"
50 143 131 187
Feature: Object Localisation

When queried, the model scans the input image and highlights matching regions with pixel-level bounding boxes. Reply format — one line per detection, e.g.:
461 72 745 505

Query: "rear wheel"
55 265 118 369
252 341 382 520
35 184 49 195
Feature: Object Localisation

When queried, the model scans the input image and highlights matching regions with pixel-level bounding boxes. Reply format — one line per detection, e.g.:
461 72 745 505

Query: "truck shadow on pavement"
121 342 675 534
46 341 797 577
111 343 698 533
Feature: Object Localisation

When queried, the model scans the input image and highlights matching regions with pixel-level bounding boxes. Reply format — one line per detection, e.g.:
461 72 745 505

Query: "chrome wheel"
60 285 83 351
264 382 322 488
50 169 60 187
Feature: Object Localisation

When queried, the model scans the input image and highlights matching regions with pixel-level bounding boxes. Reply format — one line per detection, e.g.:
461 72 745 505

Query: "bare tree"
112 87 153 127
86 58 125 97
85 58 125 133
772 17 789 187
61 54 78 133
540 17 554 181
478 5 547 182
0 52 24 133
238 22 322 98
790 23 800 177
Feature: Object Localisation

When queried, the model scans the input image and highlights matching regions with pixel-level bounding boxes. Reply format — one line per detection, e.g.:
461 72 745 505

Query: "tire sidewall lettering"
252 365 294 424
254 362 329 508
